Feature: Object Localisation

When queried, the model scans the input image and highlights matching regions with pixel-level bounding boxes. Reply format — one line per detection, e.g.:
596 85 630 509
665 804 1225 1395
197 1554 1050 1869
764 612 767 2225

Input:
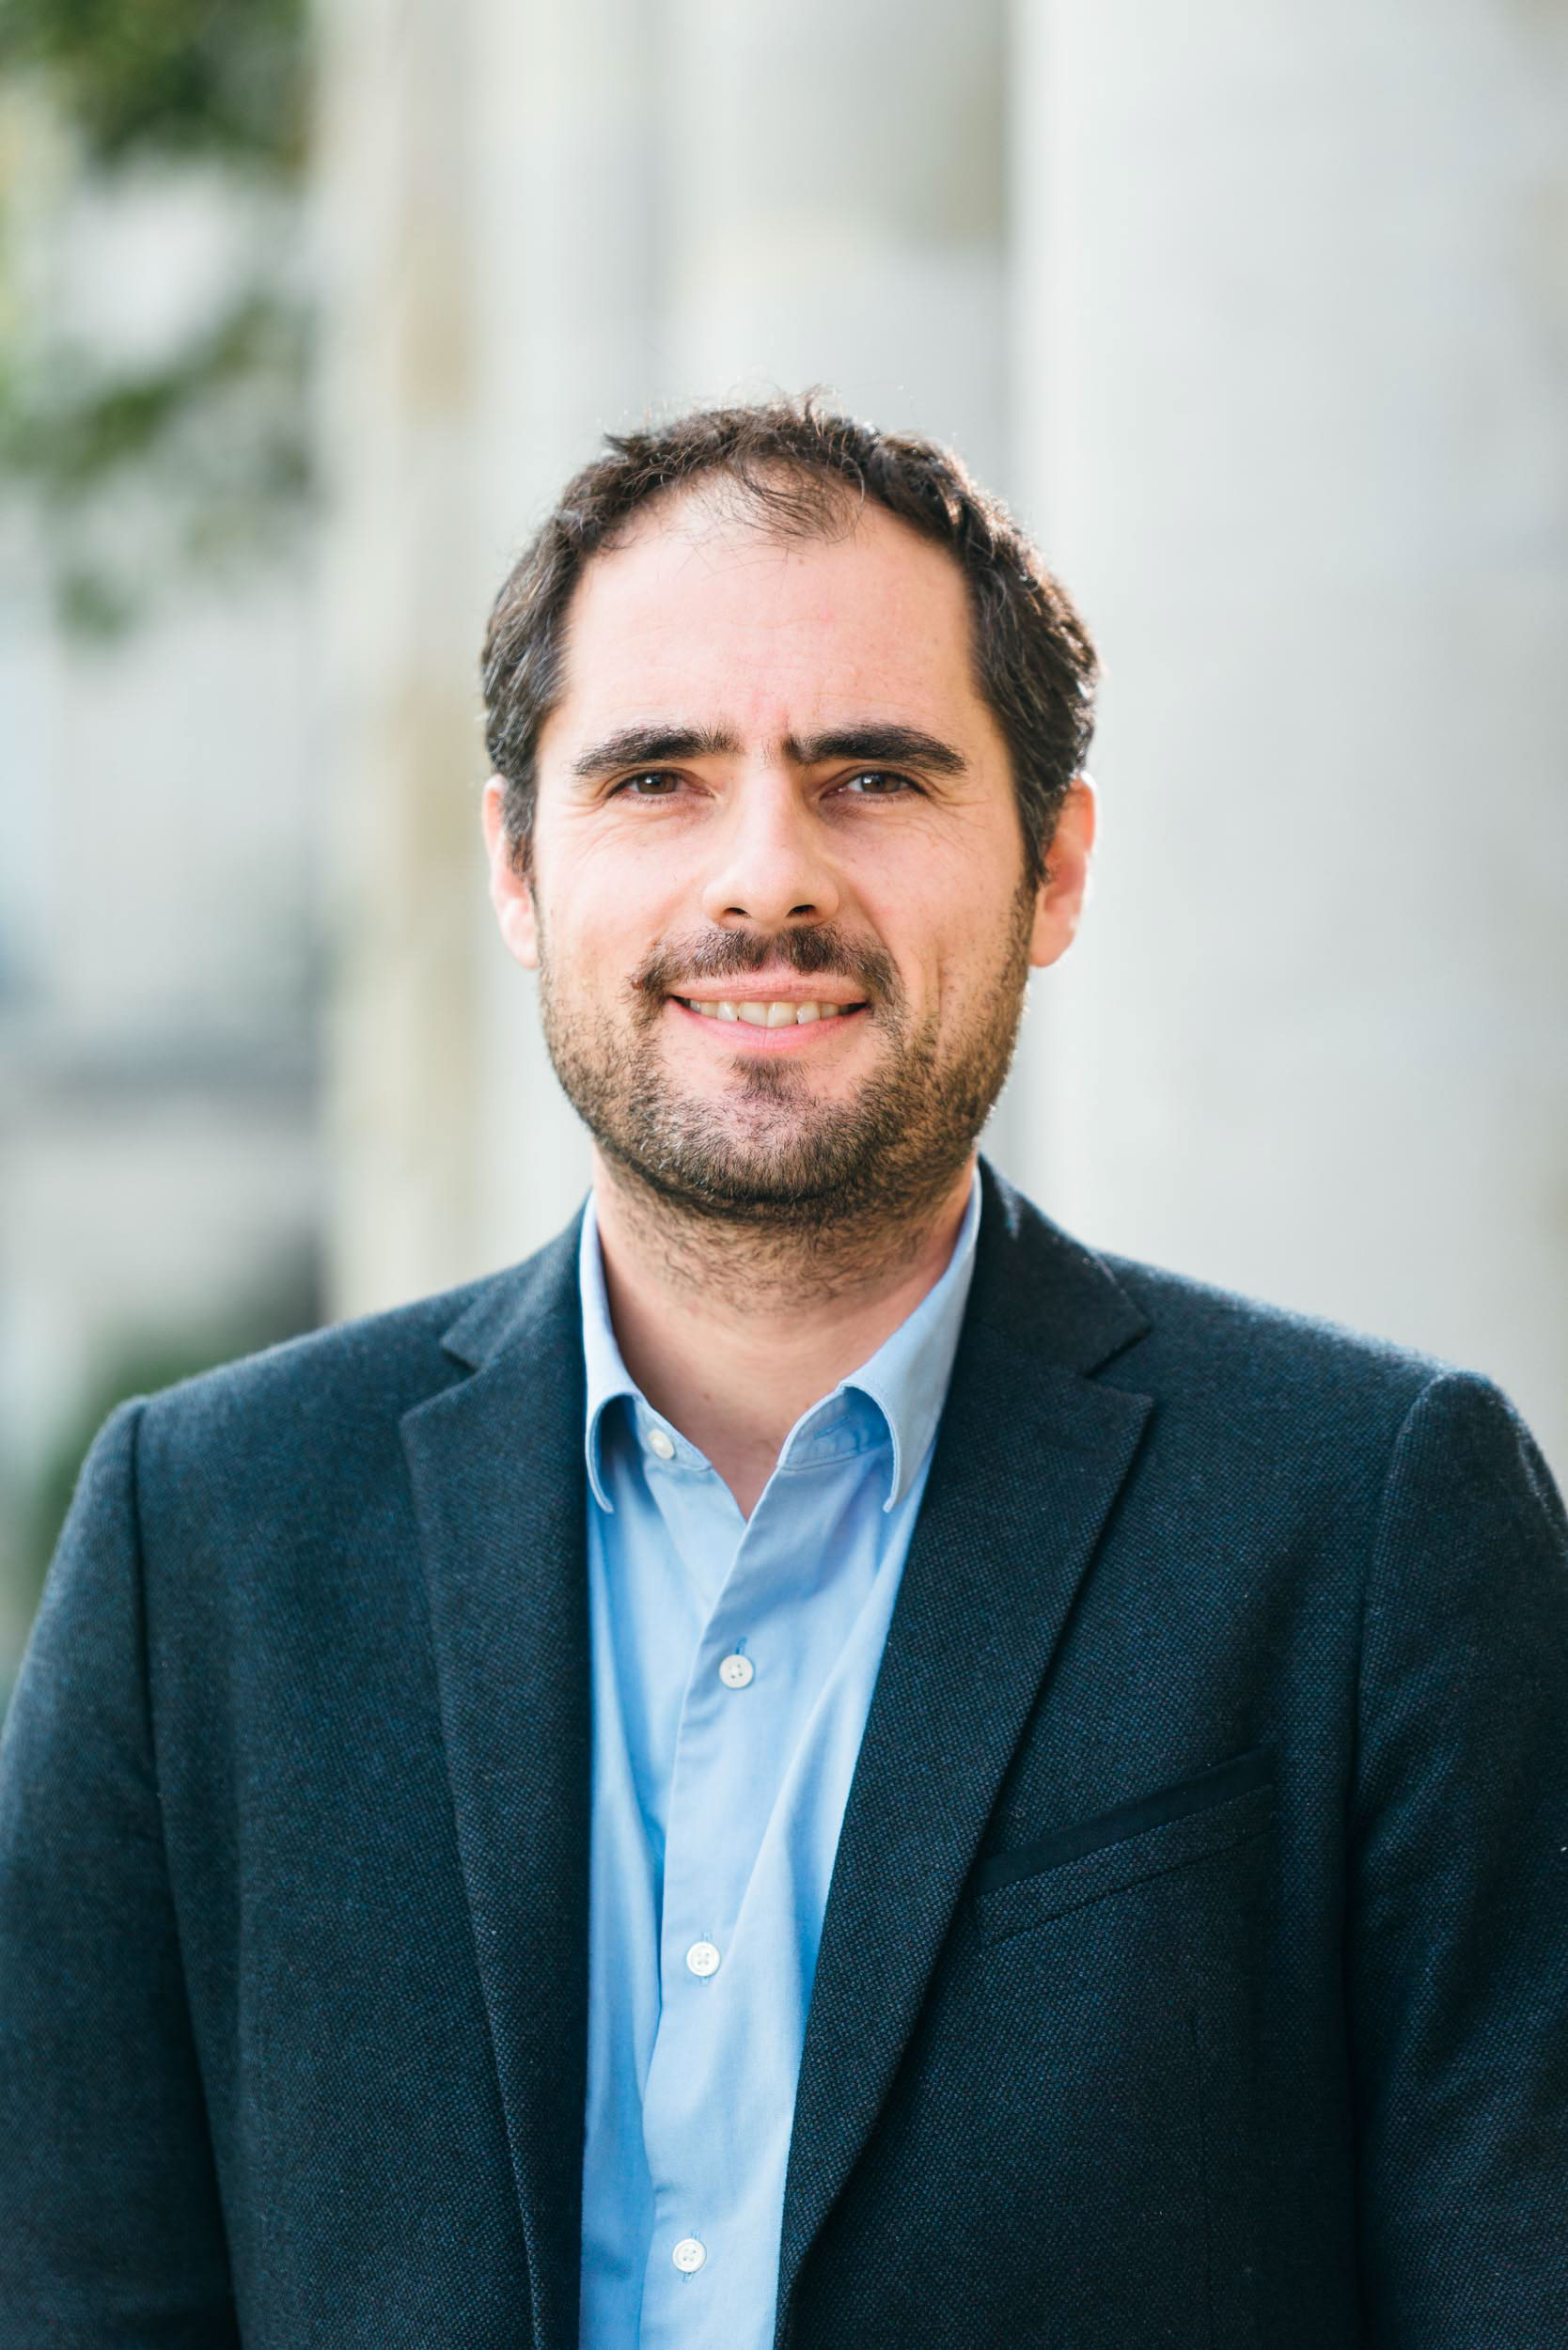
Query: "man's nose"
698 773 841 932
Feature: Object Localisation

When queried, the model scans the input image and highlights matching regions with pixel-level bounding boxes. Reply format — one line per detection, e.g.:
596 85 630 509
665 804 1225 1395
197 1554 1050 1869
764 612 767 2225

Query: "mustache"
634 926 899 1001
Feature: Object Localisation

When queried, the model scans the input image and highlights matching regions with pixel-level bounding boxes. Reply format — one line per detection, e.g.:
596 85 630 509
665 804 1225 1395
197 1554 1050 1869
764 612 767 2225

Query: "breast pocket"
973 1746 1276 1948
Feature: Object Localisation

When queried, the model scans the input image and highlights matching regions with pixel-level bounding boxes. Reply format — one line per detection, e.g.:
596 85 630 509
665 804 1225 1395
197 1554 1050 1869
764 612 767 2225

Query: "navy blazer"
2 1166 1565 2348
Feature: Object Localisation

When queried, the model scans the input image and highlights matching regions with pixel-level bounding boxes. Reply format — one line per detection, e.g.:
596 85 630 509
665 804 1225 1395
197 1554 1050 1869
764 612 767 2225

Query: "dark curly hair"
480 396 1098 886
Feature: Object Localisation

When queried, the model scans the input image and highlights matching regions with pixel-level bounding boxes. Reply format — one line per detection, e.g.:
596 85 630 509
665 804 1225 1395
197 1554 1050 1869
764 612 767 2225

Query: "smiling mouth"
674 997 867 1027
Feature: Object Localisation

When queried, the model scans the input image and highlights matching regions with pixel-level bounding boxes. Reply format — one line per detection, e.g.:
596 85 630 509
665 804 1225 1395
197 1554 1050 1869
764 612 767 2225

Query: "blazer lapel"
777 1170 1153 2327
400 1221 590 2350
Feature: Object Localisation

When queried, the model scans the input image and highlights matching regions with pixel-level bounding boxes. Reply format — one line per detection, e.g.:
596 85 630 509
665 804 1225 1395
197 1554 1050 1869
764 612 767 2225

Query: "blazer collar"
400 1213 589 2350
436 1208 586 1372
965 1156 1149 1375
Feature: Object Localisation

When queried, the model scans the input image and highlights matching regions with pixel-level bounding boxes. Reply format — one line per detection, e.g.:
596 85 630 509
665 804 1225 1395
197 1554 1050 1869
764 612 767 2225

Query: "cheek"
535 824 695 958
535 882 656 1004
865 869 991 995
910 885 1031 1026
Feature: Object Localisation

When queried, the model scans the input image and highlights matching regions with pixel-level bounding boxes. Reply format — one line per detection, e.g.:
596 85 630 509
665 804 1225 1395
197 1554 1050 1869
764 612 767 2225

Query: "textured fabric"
0 1162 1564 2349
576 1180 979 2349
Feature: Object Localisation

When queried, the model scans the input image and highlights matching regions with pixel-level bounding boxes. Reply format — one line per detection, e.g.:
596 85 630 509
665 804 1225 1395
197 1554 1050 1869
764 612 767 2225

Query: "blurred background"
2 0 1565 1700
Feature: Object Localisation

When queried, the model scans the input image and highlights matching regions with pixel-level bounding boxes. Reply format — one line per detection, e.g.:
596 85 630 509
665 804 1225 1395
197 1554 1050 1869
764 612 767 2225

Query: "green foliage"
0 281 314 633
0 0 314 631
0 0 309 173
3 290 301 492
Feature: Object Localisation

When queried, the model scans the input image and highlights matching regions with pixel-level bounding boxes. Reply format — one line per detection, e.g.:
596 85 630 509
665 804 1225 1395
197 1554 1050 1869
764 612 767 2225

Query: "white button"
718 1653 754 1689
672 2235 706 2273
647 1427 676 1460
685 1939 721 1978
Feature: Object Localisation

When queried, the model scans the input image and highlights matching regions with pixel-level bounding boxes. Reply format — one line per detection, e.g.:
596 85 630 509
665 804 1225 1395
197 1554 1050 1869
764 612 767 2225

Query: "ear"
1027 776 1096 970
482 778 539 970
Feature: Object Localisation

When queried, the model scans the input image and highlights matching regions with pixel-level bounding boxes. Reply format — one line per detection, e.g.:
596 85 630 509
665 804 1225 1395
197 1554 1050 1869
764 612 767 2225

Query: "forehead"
543 489 988 748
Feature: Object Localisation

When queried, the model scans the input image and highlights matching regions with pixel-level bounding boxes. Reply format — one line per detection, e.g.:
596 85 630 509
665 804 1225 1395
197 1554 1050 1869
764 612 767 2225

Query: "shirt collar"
579 1168 981 1515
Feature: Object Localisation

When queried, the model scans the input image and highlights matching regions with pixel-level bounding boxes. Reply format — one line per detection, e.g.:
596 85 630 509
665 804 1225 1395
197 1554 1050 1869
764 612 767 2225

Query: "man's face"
484 488 1092 1227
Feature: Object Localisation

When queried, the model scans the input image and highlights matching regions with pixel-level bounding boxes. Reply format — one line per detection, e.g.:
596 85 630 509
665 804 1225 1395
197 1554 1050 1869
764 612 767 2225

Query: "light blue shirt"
576 1173 981 2350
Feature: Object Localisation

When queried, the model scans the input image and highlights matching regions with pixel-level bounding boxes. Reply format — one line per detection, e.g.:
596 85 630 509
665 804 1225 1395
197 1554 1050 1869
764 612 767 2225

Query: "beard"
537 893 1035 1239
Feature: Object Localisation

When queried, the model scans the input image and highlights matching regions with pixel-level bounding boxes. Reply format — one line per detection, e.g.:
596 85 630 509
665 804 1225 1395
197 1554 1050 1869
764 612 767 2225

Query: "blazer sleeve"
0 1402 240 2348
1347 1370 1568 2344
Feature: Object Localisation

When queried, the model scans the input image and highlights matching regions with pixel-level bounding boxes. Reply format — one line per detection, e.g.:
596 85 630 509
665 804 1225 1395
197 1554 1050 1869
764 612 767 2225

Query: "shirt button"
685 1939 721 1978
718 1653 754 1689
647 1427 676 1460
672 2236 707 2274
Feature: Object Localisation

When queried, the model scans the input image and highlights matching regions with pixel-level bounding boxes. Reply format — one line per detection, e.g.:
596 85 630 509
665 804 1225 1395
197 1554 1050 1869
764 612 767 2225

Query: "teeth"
682 997 854 1026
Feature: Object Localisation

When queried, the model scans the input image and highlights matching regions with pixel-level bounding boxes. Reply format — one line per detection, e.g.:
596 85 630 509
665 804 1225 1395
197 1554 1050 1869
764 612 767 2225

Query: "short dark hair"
480 395 1098 885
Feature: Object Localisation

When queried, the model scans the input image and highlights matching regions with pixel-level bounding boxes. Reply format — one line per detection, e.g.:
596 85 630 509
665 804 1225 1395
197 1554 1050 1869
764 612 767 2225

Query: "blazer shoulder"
1095 1246 1458 1425
134 1222 579 1476
130 1282 459 1476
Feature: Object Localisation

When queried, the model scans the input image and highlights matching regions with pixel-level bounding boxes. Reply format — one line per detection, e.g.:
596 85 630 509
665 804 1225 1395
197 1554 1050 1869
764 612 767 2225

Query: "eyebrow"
783 724 967 775
570 725 741 778
569 719 967 780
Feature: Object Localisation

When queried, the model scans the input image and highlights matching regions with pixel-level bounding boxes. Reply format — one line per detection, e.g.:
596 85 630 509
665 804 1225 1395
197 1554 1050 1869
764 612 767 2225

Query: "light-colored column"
317 0 661 1308
1010 0 1568 1470
657 0 1011 492
315 0 489 1316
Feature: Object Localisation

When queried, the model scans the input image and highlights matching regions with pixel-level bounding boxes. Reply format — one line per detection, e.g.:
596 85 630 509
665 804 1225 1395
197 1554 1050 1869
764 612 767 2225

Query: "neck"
591 1152 977 1515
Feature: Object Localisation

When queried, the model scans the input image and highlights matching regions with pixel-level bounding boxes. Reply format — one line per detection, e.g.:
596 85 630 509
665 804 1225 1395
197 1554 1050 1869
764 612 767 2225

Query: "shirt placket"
634 1420 862 2338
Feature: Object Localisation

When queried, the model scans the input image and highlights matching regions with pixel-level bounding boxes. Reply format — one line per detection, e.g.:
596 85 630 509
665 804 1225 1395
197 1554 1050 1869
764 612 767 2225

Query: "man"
1 400 1564 2348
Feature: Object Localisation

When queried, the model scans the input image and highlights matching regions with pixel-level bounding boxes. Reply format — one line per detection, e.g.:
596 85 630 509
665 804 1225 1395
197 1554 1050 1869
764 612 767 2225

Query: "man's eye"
616 772 682 798
839 770 915 796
